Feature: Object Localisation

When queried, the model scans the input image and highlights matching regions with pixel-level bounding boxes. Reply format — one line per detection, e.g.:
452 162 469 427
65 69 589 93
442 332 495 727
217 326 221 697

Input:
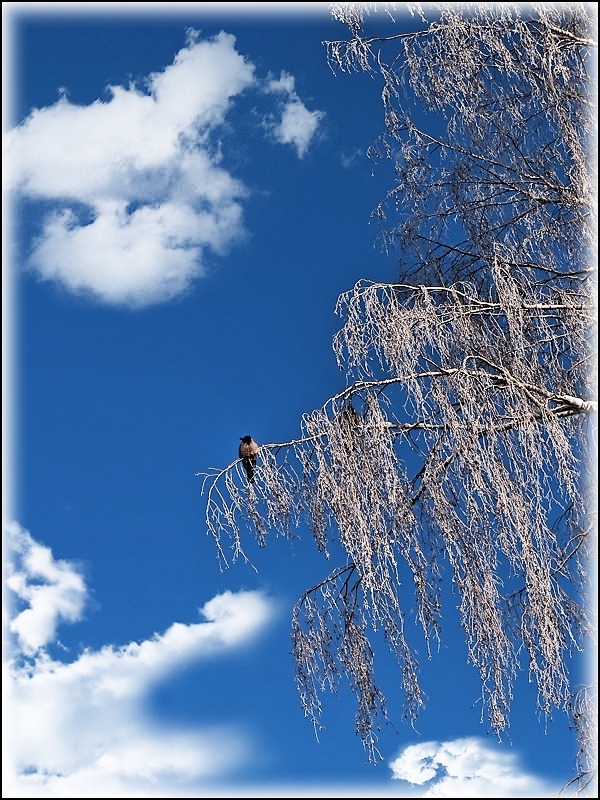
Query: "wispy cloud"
3 522 277 797
340 147 364 169
3 30 324 308
389 737 559 797
265 72 324 158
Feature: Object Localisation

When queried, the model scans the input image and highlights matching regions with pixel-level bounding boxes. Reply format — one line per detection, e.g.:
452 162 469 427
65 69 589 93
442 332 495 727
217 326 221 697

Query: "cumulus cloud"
4 521 88 655
2 526 566 798
389 737 559 798
3 30 323 308
3 522 277 797
266 72 324 158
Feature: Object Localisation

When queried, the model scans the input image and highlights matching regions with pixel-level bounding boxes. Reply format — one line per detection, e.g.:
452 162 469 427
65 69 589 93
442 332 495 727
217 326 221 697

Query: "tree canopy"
199 3 597 793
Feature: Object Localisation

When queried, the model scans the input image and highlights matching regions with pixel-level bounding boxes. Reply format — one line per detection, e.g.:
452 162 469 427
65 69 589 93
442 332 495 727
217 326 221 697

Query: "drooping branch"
563 684 599 796
199 350 595 752
199 1 597 777
326 3 596 297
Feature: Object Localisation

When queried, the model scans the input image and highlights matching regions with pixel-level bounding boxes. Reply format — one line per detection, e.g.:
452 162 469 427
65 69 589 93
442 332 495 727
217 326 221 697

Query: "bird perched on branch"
239 435 259 483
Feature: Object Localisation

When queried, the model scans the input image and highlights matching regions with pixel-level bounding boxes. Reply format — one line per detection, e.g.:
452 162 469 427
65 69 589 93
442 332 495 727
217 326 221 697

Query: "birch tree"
199 3 597 791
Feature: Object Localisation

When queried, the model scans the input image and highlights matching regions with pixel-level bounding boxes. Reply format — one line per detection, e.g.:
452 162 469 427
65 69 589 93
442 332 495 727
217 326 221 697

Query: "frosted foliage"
329 3 596 294
199 2 597 786
567 685 599 797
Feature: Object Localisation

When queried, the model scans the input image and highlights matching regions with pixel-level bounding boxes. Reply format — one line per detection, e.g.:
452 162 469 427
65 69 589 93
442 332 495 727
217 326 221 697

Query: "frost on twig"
199 0 596 769
199 291 595 755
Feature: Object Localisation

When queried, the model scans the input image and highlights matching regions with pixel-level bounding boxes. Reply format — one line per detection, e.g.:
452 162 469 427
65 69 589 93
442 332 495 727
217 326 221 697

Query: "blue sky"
2 3 591 797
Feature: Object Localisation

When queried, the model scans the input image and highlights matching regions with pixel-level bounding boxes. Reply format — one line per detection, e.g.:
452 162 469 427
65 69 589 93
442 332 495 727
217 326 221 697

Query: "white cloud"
4 521 88 655
3 29 322 308
5 30 255 199
27 192 244 307
389 737 559 798
266 71 324 158
1 530 568 799
3 522 277 797
267 72 297 95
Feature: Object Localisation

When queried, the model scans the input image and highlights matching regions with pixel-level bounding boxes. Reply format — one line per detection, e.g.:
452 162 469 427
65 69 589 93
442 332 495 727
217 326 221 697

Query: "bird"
239 435 259 483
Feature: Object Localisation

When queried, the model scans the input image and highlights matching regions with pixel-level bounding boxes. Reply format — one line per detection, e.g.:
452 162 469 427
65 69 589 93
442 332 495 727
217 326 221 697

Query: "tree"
199 2 597 793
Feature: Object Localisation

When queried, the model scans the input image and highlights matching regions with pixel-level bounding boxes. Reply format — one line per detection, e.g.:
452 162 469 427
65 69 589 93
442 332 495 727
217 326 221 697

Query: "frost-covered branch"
199 1 597 774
